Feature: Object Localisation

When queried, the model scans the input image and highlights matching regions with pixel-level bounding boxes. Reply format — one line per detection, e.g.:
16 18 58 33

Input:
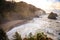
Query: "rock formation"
48 12 58 20
0 1 46 32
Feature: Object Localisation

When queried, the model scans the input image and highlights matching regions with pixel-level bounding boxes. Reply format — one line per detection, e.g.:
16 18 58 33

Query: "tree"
36 32 53 40
28 33 34 40
0 28 9 40
0 0 5 11
0 0 6 17
13 32 22 40
36 32 46 40
0 0 5 4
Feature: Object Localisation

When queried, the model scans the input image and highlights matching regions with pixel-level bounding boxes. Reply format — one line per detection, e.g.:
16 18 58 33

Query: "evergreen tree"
28 33 34 40
0 28 9 40
13 32 22 40
37 32 45 40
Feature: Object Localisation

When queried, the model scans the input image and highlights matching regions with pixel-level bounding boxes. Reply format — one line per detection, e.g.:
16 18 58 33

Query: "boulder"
48 12 58 20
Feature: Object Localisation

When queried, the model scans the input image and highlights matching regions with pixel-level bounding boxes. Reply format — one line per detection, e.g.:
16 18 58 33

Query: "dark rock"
58 33 60 35
48 12 58 20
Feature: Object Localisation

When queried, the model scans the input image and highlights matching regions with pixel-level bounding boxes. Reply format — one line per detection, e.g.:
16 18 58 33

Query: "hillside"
0 1 46 32
0 1 45 24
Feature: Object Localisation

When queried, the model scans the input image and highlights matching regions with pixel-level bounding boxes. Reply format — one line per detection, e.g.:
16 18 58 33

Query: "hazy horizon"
6 0 60 13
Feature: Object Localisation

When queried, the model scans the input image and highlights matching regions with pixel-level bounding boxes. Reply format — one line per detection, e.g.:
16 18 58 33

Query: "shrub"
13 32 53 40
0 28 9 40
13 32 22 40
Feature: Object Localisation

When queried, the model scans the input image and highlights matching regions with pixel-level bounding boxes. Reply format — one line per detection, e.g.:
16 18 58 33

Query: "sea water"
7 13 60 40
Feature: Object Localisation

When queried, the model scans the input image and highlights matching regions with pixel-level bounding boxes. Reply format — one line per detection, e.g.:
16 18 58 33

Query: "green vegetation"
0 28 9 40
0 0 53 40
27 33 35 40
13 32 22 40
0 28 53 40
13 32 53 40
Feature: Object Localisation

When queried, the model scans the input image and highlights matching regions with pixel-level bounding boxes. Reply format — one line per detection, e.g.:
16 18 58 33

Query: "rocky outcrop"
0 1 46 24
48 12 58 20
0 1 46 32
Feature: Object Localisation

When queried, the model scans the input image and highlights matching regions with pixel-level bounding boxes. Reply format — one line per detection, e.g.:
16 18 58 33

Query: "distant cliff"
0 1 46 32
0 1 46 24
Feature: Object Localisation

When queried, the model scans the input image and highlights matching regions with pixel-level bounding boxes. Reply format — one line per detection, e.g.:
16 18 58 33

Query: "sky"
7 0 60 13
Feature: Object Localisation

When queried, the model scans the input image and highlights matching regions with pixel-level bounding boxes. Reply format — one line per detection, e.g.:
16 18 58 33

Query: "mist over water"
7 13 60 40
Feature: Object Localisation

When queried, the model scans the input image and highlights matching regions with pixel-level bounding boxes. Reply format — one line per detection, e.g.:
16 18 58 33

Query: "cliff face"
0 1 45 24
0 1 46 32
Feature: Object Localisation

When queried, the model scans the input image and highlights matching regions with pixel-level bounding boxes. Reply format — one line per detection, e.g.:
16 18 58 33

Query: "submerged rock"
48 12 58 20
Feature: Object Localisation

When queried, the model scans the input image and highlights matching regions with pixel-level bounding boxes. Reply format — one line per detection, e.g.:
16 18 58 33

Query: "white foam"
7 14 60 40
